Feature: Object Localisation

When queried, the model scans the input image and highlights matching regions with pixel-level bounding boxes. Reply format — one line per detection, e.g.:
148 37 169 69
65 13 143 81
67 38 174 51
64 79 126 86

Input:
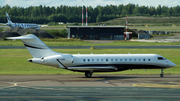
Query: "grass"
129 26 180 32
1 39 180 46
0 49 179 75
105 17 180 26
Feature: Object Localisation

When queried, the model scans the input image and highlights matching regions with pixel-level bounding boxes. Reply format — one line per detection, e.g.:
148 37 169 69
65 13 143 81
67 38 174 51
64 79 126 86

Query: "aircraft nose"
169 61 176 67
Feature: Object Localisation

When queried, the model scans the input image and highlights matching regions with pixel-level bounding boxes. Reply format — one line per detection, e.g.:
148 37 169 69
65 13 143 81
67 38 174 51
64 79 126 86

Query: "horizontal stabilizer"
6 35 34 40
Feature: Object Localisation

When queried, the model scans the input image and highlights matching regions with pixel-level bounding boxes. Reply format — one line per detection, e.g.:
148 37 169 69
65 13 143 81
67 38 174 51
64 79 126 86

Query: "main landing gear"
85 71 93 78
160 69 164 77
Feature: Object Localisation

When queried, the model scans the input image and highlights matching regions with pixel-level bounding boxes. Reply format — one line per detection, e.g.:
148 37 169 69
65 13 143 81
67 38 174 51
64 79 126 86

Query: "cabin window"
148 59 150 61
97 59 99 62
139 59 141 61
111 59 113 62
83 59 85 62
125 59 127 62
116 59 118 62
92 59 94 62
88 59 90 62
129 59 131 61
120 59 122 62
101 59 103 62
106 59 108 62
134 59 136 61
143 59 145 61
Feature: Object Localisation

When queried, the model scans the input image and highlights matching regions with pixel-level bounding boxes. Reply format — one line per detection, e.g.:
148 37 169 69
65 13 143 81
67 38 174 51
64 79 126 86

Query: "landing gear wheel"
160 74 164 77
160 69 164 77
85 72 92 78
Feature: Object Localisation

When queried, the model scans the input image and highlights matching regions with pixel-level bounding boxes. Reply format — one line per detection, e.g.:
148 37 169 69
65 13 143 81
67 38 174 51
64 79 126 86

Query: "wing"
6 35 34 40
68 66 117 71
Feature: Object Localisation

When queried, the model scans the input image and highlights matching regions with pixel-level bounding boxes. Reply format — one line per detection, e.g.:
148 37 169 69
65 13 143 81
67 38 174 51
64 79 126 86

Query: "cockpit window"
158 57 166 60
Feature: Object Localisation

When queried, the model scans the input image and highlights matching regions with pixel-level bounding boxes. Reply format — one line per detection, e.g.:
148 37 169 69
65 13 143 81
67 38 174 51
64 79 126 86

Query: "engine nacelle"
28 54 73 68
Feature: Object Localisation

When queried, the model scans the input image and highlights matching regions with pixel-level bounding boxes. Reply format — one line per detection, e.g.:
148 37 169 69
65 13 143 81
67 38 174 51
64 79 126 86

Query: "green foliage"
3 36 7 41
152 33 174 37
1 39 180 46
73 22 78 25
45 29 68 38
0 4 180 24
48 21 59 26
26 31 32 34
90 46 95 50
105 17 180 26
0 28 3 32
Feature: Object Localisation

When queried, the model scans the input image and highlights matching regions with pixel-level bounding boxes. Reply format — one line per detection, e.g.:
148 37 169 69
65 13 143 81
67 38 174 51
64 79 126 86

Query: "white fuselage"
29 54 176 72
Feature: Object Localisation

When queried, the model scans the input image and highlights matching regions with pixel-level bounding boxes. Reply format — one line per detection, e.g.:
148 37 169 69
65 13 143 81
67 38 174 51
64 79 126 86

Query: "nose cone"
169 61 176 67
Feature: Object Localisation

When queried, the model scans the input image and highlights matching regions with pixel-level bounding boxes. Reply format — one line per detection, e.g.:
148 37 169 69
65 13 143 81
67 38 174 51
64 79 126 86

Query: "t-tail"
6 34 61 58
6 13 12 24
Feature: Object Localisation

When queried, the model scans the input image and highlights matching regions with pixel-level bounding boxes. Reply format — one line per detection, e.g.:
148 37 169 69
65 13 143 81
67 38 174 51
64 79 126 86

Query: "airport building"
67 26 125 40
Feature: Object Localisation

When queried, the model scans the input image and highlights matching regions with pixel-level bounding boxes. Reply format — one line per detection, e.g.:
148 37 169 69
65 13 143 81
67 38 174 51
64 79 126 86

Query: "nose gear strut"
160 69 164 77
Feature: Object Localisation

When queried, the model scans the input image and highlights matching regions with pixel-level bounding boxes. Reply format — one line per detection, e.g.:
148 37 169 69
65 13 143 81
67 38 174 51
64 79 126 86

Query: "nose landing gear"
160 69 164 77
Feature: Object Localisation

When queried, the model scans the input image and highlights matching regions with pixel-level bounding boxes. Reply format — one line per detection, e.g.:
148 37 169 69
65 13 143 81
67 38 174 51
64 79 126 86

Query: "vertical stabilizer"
6 13 12 24
7 34 61 58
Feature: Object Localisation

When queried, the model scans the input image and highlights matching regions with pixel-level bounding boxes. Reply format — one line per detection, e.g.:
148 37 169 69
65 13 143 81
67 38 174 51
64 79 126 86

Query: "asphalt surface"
1 45 180 49
0 75 180 101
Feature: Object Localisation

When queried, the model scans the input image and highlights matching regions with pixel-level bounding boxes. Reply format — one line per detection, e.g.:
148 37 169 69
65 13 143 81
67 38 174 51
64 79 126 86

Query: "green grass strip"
1 39 180 46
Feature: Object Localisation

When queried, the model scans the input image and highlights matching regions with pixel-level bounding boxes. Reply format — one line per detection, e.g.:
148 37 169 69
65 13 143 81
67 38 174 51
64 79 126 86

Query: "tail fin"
6 13 12 24
7 34 61 58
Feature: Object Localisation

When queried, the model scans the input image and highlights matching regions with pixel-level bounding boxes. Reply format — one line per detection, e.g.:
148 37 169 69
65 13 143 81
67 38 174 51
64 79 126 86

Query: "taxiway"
0 75 180 101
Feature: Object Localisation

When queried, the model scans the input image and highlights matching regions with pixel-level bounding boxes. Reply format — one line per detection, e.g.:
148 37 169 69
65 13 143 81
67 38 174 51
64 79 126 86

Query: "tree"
157 5 162 15
0 4 179 24
168 7 173 16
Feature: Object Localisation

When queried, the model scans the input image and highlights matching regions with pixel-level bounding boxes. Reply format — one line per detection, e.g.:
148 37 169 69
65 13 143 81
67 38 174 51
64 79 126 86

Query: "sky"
0 0 179 8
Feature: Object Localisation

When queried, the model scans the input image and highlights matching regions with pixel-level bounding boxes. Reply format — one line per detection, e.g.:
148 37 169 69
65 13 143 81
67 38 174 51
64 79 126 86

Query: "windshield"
158 57 167 60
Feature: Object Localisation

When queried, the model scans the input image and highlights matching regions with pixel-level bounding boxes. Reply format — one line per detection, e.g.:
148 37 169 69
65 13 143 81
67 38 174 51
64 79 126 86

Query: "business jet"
7 34 176 78
0 13 47 29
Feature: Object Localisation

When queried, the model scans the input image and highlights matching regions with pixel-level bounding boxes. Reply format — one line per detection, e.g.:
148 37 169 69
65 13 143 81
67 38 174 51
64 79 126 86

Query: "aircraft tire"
85 72 92 78
160 74 164 77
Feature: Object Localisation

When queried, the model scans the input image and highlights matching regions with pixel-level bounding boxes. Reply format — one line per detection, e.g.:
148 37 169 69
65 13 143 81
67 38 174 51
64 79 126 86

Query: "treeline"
0 4 180 24
45 29 68 38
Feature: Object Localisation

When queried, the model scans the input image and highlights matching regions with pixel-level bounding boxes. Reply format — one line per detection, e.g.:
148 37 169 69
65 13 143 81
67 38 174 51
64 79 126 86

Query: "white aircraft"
1 13 47 29
7 34 176 78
